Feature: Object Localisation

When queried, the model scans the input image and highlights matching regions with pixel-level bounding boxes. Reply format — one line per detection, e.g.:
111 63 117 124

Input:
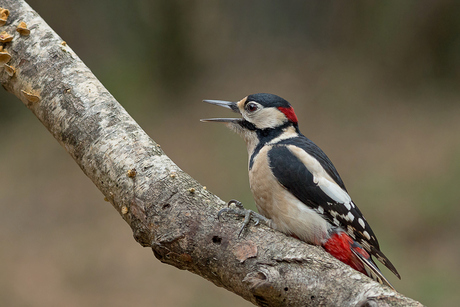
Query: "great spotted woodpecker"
201 93 400 288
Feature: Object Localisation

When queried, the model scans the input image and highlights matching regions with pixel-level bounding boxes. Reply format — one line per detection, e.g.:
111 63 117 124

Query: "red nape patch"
277 106 298 124
323 232 368 275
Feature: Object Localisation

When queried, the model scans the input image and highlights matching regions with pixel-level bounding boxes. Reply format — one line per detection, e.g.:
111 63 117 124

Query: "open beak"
200 99 242 123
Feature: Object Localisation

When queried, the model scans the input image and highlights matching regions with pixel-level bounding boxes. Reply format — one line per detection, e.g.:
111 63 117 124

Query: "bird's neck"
248 124 299 170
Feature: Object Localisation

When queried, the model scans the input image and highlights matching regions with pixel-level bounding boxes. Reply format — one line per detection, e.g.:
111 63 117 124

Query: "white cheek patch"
244 107 287 129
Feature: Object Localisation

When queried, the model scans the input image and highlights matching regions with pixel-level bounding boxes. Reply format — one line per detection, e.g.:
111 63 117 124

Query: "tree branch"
0 1 423 306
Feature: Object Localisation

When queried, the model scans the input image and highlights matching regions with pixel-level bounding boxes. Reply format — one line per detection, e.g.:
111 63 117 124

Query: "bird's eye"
246 102 258 113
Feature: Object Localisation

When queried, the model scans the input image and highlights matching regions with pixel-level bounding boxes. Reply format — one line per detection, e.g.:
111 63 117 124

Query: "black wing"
276 135 347 191
268 137 400 278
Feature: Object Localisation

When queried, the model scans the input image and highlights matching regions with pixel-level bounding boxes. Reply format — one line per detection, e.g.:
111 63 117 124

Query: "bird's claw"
228 199 244 209
217 199 270 237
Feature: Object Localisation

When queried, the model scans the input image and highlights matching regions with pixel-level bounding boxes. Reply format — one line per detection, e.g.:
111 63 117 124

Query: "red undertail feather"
323 232 367 275
323 232 395 289
277 106 298 124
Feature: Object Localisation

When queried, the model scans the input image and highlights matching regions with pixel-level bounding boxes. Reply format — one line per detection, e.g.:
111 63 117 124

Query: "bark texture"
0 1 423 306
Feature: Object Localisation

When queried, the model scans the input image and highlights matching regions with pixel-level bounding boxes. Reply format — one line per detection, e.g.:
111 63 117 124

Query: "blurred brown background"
1 1 460 306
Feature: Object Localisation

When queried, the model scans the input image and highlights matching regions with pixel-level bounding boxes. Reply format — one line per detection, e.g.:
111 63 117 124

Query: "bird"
201 93 400 288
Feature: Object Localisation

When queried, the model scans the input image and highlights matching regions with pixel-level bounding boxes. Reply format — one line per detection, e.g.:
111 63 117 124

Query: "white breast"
248 146 332 245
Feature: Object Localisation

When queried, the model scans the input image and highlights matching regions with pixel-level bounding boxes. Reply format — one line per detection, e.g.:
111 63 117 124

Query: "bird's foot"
217 199 271 237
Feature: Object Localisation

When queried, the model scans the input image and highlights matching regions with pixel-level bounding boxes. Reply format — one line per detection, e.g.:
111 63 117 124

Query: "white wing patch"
288 145 352 206
315 176 352 207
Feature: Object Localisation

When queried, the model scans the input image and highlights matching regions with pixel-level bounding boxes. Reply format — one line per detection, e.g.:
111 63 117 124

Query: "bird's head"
201 93 299 137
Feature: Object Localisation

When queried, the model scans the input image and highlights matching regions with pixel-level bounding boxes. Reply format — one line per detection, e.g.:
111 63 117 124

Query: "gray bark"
0 1 423 306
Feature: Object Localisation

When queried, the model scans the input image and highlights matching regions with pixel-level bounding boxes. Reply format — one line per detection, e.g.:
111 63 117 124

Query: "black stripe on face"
239 120 257 131
248 121 292 170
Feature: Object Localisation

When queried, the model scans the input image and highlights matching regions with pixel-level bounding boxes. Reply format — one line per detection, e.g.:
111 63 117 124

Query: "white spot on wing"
363 231 371 240
358 218 366 229
346 212 355 222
